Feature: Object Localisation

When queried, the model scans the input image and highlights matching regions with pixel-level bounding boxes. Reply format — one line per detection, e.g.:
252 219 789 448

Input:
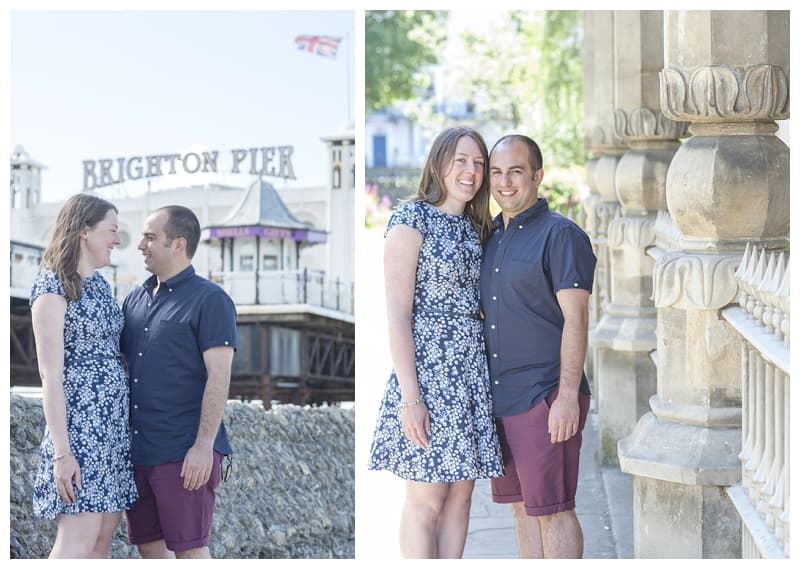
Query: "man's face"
489 140 543 220
138 210 177 276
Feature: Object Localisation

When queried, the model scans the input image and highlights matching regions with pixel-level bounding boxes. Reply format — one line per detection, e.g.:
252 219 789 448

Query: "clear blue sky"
10 10 354 202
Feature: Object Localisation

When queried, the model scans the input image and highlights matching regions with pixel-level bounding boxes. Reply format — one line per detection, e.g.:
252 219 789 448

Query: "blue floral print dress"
368 201 503 482
30 270 138 519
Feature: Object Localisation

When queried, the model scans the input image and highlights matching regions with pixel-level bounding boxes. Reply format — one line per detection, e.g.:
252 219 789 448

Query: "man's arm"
548 287 590 444
180 346 234 491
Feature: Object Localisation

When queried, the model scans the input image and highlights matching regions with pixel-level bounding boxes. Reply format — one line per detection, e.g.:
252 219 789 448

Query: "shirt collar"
492 197 550 229
143 265 196 291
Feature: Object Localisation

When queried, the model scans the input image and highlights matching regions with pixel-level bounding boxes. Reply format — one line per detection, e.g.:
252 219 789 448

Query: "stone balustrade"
722 245 790 558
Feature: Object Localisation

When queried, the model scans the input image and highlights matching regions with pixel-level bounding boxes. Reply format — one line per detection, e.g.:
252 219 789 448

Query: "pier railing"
209 268 354 315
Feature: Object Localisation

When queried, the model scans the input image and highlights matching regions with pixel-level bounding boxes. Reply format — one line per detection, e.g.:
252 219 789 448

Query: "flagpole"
345 30 352 126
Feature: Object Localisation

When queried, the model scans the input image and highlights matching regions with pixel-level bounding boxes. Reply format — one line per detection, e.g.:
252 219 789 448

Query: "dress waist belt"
64 354 122 364
414 308 482 321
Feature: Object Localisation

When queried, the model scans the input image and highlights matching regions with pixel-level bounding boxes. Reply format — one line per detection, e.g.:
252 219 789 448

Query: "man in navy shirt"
481 135 596 559
121 205 237 559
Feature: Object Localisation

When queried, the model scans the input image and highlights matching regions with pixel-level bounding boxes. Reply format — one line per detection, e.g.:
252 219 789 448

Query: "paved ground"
463 407 634 559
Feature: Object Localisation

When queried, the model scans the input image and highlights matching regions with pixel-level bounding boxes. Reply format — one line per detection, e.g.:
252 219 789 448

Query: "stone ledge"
618 411 740 486
9 393 354 559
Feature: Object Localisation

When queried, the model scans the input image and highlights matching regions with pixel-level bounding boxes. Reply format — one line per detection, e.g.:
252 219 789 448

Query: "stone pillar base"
631 475 742 558
591 310 657 464
619 411 742 557
596 348 656 465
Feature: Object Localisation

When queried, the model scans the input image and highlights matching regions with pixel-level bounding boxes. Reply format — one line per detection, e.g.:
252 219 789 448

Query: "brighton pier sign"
83 146 296 191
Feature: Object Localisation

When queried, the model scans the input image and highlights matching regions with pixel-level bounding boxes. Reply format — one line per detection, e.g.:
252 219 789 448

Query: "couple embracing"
368 127 596 559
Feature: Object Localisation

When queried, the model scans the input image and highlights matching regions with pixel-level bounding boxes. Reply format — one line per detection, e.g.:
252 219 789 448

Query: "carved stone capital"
653 210 683 251
588 125 627 154
592 201 622 238
660 64 789 123
608 216 656 249
615 107 688 141
653 251 741 310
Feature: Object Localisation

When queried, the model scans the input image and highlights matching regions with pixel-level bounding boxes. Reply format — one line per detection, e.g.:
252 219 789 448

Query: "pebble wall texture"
9 394 355 559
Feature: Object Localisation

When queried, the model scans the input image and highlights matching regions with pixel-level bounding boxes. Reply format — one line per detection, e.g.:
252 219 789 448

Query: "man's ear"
533 168 544 186
173 237 188 255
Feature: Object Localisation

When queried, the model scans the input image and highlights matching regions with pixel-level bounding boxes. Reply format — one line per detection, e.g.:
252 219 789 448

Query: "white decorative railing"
722 243 789 559
209 269 354 316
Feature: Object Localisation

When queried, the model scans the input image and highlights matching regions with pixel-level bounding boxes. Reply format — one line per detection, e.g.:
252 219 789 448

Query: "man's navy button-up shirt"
481 198 596 417
121 265 237 465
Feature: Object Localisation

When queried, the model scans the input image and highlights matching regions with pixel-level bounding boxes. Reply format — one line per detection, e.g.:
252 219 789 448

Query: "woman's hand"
401 401 431 448
54 454 82 504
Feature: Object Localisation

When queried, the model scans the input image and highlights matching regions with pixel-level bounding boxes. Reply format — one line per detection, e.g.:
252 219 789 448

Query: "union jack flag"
294 35 342 60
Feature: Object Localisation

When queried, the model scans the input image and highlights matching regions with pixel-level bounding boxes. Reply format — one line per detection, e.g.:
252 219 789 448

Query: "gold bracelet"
53 451 73 461
399 398 421 408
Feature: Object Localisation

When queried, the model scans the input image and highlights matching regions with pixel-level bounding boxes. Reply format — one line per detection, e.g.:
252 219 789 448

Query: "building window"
333 166 341 189
262 254 278 270
239 254 254 271
270 326 301 376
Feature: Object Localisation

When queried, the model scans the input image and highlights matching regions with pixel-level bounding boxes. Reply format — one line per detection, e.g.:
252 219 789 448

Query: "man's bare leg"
175 546 211 559
137 539 175 559
511 501 544 558
539 509 583 559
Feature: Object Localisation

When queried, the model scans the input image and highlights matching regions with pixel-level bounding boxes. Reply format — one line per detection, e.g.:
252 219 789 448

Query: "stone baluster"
753 364 775 513
618 10 789 558
739 345 754 491
780 382 789 556
765 369 784 530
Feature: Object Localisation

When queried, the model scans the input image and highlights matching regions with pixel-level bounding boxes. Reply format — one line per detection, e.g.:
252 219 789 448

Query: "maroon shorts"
126 451 223 552
491 386 590 517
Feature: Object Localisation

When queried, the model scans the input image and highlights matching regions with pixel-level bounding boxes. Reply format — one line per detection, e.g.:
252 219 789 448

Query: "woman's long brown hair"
42 193 117 301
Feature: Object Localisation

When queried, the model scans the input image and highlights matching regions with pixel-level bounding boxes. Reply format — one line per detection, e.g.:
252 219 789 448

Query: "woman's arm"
384 224 429 448
31 293 81 503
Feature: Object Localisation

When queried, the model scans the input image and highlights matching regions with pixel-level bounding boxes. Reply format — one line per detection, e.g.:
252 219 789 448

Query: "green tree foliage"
365 11 447 113
461 11 586 169
538 11 585 167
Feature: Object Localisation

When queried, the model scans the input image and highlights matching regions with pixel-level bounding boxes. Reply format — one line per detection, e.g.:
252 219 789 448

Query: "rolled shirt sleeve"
198 289 238 352
546 224 597 294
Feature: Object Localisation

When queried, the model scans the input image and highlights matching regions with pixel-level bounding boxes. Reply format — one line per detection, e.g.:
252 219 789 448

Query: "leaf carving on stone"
661 64 788 121
743 64 789 118
689 66 738 118
614 109 629 138
631 108 658 137
660 67 687 120
608 216 656 249
654 253 740 309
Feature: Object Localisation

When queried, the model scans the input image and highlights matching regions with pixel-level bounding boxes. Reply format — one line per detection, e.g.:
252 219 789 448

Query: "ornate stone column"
582 10 624 395
592 11 688 464
618 10 789 558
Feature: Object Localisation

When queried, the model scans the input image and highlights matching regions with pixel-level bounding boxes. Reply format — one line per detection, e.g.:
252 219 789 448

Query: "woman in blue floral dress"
30 194 138 558
368 126 503 558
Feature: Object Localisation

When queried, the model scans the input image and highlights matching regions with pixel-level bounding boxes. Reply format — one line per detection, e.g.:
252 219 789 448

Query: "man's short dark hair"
490 134 543 177
157 205 201 258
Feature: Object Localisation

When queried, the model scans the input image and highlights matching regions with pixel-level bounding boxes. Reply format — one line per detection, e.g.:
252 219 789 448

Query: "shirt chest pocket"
157 320 199 352
503 259 552 296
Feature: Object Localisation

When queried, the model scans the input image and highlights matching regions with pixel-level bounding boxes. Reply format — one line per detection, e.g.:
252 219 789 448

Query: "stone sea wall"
9 394 354 559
